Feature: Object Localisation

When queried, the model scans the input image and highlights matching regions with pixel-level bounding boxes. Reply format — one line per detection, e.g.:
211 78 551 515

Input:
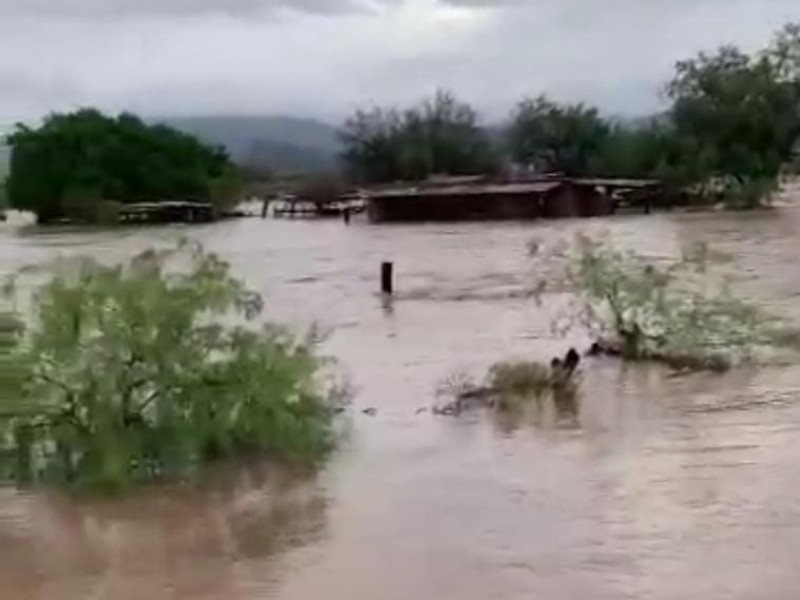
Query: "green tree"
560 236 794 370
0 182 8 213
587 124 662 179
666 43 800 206
586 122 712 190
1 243 338 489
507 96 610 175
506 22 800 204
340 91 498 183
7 109 239 223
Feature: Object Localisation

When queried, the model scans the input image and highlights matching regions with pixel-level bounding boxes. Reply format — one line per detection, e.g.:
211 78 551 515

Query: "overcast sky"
1 0 799 125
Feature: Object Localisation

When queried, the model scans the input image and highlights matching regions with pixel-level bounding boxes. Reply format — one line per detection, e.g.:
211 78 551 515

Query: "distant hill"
157 116 341 175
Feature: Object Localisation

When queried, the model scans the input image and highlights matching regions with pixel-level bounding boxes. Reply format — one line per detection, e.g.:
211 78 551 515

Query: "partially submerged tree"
340 90 498 183
7 109 240 223
666 39 800 207
1 243 338 489
435 352 581 420
564 236 795 370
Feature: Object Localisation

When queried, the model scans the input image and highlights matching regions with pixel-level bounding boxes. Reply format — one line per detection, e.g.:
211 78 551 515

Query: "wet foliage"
435 356 580 419
564 235 794 370
486 361 556 411
0 243 338 489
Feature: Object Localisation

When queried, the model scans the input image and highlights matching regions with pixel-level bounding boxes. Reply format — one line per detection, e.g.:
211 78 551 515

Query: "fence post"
381 262 393 296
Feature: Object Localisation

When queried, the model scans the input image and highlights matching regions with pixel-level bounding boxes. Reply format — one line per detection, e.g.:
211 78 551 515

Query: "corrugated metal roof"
570 178 661 188
122 201 212 211
370 181 562 199
424 175 487 186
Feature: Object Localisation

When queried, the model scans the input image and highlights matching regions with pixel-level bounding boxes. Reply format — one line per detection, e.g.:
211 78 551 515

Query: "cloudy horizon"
1 0 799 126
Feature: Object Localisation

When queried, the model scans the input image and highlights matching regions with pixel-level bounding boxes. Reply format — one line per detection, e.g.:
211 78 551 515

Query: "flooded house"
366 182 561 222
118 201 216 224
365 178 656 223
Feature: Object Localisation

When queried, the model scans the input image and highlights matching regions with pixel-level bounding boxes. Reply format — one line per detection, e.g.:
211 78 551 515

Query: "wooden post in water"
261 198 269 219
381 262 394 296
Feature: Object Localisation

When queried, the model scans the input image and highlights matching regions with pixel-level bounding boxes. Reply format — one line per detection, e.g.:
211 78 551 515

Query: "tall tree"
666 42 800 205
340 91 498 183
340 106 404 184
7 109 239 223
507 96 610 175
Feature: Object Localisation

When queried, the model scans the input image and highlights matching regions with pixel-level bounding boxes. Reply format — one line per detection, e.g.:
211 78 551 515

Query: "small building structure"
119 201 215 224
540 180 612 218
366 182 562 223
423 174 490 188
365 177 665 223
271 194 366 219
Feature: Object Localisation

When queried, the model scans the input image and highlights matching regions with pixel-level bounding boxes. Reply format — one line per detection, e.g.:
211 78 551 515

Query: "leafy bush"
488 360 580 415
566 235 790 369
435 359 579 418
0 243 337 489
723 177 780 209
487 361 553 407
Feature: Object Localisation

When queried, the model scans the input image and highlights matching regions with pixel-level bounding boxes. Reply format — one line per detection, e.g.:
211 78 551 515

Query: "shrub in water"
566 235 791 369
0 243 337 488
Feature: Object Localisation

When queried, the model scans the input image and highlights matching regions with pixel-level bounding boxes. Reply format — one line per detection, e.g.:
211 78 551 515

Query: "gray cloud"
418 0 800 117
0 0 799 123
0 0 393 19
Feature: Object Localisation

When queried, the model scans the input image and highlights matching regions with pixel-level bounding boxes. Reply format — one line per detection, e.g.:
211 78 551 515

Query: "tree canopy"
1 243 337 488
340 91 498 184
6 109 239 223
508 96 610 176
504 24 800 206
665 41 800 205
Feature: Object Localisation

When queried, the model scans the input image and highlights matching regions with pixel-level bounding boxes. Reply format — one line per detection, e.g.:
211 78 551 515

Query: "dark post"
343 207 351 225
381 262 393 296
261 198 269 219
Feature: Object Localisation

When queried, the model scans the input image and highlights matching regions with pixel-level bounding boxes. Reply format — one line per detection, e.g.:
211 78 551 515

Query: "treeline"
341 23 800 208
6 109 240 223
7 22 800 222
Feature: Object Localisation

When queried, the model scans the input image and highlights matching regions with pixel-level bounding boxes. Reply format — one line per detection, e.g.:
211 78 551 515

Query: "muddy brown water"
2 206 800 599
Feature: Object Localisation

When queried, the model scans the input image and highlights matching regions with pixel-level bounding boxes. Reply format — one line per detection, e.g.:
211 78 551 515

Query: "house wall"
368 192 542 223
367 183 620 223
575 185 615 217
541 185 580 218
541 184 615 218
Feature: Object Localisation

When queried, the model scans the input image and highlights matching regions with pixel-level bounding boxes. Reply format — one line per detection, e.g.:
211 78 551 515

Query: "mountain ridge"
157 115 342 174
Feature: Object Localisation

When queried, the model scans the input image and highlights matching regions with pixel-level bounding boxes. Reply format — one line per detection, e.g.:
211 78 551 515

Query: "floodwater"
3 202 800 600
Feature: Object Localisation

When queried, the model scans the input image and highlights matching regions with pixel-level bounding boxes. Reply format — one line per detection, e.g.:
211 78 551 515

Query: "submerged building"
365 178 661 223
